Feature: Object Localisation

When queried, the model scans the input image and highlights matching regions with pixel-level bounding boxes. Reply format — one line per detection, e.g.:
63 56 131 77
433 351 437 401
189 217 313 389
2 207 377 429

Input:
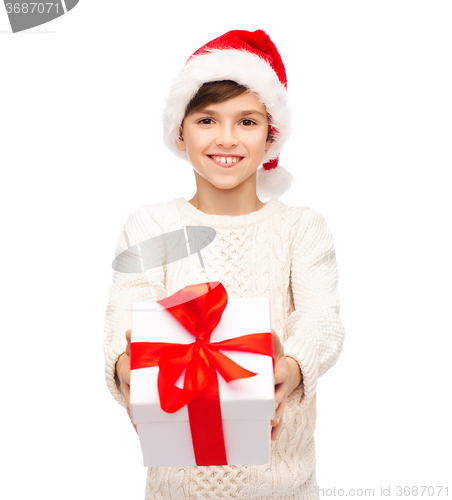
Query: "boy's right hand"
115 329 138 434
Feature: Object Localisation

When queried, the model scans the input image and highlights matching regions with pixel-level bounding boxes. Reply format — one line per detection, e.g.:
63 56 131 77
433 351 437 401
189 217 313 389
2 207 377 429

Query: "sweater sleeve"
282 208 345 412
102 206 166 408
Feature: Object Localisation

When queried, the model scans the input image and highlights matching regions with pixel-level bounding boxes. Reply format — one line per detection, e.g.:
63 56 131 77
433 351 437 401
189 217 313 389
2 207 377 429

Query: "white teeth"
211 156 242 163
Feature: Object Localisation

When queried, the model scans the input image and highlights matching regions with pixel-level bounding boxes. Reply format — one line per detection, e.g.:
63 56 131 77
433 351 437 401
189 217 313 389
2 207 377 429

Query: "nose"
215 124 238 148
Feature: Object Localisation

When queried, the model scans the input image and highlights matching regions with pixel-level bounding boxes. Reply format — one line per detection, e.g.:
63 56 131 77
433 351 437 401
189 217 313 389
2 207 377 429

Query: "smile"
208 155 244 167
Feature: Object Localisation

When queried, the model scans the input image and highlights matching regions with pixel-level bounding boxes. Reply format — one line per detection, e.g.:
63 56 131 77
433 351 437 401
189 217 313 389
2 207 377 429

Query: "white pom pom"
256 164 295 201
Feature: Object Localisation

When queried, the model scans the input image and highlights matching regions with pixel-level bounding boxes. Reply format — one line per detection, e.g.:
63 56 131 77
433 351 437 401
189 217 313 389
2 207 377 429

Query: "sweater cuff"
105 333 128 409
282 336 320 413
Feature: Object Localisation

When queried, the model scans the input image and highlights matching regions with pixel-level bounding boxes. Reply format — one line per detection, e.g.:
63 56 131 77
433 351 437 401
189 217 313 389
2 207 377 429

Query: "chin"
211 182 240 191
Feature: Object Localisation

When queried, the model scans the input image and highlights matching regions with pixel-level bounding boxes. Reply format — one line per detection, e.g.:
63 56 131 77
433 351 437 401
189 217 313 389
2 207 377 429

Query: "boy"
104 29 345 500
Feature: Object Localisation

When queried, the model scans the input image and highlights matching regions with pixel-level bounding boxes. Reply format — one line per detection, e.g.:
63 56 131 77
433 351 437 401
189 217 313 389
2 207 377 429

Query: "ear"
265 125 272 151
265 122 276 151
177 137 186 150
176 125 186 150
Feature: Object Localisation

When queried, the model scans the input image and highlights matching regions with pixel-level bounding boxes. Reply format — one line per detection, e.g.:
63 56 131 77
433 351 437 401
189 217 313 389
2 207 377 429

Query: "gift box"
129 282 275 467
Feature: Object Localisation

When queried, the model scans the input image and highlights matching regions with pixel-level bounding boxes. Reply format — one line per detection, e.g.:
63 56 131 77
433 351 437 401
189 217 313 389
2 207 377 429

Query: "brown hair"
180 80 272 142
184 80 248 117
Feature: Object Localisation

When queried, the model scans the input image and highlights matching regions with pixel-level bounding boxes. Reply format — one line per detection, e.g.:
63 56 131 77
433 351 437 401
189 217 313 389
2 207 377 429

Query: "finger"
271 415 283 441
122 362 130 386
275 400 285 423
125 329 131 356
117 355 131 385
271 405 279 427
274 357 290 385
271 396 284 424
115 353 124 381
271 328 281 348
274 391 287 418
272 336 284 362
121 381 130 407
275 378 289 401
271 400 285 439
126 406 138 434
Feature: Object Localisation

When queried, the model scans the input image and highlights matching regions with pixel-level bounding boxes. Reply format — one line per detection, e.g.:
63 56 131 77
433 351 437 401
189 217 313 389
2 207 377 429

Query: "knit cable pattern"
103 197 345 500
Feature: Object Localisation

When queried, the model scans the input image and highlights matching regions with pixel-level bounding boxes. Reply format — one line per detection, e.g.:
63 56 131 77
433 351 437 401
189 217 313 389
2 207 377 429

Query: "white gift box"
130 297 275 467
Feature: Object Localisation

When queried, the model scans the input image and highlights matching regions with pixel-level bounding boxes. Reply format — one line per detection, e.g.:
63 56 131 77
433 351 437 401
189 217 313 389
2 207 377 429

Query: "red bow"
130 282 275 466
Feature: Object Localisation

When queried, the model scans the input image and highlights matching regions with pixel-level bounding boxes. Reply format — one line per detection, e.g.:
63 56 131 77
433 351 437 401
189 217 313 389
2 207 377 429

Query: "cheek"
249 134 271 153
186 131 213 152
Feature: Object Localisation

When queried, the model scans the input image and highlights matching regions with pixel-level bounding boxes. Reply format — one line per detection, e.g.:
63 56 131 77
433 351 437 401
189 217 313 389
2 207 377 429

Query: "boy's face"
177 91 271 192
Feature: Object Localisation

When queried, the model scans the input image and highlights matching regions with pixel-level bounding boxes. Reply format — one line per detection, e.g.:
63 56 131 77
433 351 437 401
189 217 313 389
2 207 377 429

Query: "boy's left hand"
270 328 303 441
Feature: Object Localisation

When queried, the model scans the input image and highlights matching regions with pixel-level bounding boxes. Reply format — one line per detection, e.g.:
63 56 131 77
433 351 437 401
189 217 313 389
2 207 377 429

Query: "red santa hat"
162 29 294 200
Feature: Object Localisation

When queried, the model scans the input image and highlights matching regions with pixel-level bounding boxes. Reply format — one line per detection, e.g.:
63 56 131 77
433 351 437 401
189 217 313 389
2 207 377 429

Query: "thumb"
271 328 284 359
271 328 277 344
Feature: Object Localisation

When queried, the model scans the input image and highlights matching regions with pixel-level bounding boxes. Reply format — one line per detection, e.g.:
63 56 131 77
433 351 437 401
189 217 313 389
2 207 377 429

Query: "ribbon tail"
158 369 203 413
205 347 257 382
187 363 227 466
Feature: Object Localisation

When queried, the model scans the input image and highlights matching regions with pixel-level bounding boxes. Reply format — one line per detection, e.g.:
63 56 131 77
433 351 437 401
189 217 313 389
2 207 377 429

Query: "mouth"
207 155 244 168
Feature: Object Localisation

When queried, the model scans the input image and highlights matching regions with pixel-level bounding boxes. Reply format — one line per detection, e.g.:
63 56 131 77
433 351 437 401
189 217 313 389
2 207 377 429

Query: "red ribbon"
130 281 275 466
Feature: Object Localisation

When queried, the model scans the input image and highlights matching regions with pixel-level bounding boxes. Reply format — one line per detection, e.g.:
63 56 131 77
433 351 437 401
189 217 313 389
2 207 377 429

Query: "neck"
188 172 265 216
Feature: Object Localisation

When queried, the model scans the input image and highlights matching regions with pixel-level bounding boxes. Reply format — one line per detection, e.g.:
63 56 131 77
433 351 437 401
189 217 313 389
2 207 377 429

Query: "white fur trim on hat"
162 48 292 166
256 164 295 200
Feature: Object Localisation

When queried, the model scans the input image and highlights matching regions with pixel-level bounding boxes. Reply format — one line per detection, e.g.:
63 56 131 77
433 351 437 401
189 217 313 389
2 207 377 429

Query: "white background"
1 1 451 499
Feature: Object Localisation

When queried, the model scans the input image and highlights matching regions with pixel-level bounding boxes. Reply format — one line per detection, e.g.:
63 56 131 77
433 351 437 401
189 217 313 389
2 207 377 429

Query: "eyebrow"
194 109 266 118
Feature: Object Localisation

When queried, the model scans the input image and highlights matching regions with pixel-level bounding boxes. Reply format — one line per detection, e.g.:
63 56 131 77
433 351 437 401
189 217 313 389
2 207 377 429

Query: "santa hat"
162 29 294 200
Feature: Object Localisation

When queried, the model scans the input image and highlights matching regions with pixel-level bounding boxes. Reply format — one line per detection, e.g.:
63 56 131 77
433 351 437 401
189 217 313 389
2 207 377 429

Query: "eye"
241 119 257 126
198 118 214 125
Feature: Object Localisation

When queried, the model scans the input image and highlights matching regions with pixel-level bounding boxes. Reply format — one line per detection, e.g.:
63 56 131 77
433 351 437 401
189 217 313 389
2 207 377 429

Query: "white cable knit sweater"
103 197 345 500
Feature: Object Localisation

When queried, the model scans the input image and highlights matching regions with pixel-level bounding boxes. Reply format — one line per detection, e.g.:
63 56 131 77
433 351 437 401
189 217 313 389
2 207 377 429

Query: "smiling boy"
105 29 345 500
